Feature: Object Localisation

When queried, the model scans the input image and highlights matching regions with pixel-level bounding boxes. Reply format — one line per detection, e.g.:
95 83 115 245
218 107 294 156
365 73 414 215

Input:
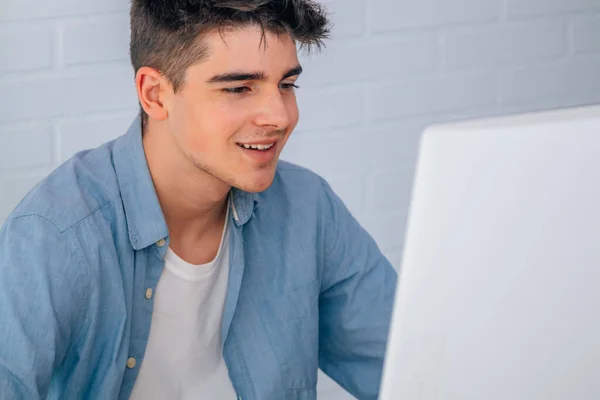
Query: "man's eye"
280 83 300 91
223 86 250 95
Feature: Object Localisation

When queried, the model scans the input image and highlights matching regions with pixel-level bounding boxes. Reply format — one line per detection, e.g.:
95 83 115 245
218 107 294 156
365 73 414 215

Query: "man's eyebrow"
207 65 303 83
207 71 266 83
282 65 303 80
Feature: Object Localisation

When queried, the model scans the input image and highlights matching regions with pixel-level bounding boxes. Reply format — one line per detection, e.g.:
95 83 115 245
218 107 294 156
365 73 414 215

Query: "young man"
0 1 397 399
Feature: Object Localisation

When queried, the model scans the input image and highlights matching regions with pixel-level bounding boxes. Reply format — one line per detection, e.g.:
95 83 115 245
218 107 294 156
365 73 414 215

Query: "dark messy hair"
130 0 331 127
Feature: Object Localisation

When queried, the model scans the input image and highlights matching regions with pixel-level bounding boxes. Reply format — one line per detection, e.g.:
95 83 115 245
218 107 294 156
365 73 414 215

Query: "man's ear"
135 66 170 122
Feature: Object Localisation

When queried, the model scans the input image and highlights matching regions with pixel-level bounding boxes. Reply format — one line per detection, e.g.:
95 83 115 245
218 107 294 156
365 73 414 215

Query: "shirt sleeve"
0 215 89 398
317 178 398 399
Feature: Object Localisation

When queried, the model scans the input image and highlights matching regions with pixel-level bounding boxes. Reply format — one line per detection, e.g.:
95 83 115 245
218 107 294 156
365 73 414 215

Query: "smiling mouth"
237 142 276 151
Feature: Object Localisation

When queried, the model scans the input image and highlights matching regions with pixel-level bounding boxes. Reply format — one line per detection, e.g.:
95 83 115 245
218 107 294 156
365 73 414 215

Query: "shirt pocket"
257 279 320 390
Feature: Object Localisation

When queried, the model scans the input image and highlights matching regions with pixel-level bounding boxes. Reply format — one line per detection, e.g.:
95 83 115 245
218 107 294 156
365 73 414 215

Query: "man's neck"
142 122 231 250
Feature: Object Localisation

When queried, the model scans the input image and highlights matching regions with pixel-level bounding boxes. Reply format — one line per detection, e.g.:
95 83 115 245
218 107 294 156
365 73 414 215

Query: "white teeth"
239 143 275 150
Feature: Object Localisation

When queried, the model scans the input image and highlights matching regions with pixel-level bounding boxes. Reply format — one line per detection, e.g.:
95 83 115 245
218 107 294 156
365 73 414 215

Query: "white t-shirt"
130 209 237 400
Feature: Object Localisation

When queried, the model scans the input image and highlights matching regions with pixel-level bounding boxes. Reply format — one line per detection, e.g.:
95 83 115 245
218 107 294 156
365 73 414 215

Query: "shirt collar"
113 114 259 250
230 187 260 226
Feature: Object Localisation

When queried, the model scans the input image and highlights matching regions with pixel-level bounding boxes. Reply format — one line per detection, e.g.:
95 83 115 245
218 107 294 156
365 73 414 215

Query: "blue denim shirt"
0 115 397 400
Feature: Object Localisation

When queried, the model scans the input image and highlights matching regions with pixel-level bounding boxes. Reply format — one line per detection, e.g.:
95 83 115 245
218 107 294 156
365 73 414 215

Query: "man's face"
164 25 301 193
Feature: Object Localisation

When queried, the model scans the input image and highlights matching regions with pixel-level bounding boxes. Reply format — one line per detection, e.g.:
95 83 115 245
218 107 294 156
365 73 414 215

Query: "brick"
571 15 600 54
361 213 408 252
444 19 565 68
58 113 136 162
382 247 404 271
500 57 600 104
0 79 63 122
0 176 45 223
317 384 355 400
0 70 138 123
507 0 600 16
326 174 368 220
283 120 427 177
295 87 364 132
317 371 350 395
0 0 128 21
369 72 497 121
320 0 365 38
371 0 499 31
299 33 437 85
561 91 600 108
0 26 53 73
0 124 52 170
494 98 572 118
63 14 130 65
369 168 415 214
417 106 522 127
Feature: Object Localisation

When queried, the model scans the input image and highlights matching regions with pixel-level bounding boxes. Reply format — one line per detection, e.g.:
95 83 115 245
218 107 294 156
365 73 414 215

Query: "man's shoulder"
8 142 121 232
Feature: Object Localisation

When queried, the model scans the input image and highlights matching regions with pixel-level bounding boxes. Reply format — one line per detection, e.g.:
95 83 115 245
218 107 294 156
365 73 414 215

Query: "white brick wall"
571 15 600 53
506 0 600 16
371 0 500 31
1 0 600 398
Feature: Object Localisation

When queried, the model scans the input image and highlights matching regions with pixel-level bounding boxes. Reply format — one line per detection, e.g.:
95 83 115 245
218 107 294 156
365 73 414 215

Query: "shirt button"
126 357 137 369
145 288 153 300
156 238 166 247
